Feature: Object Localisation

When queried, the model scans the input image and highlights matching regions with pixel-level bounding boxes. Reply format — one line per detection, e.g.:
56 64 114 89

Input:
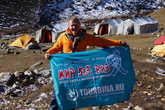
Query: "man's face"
69 20 80 36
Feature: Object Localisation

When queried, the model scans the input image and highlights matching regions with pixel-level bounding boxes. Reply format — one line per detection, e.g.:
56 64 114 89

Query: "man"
45 16 127 110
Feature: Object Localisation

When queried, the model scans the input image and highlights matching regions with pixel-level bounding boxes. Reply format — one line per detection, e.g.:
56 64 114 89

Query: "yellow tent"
9 34 35 48
151 43 165 57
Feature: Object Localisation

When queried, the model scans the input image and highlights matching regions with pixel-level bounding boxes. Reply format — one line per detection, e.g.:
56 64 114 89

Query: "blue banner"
49 46 135 110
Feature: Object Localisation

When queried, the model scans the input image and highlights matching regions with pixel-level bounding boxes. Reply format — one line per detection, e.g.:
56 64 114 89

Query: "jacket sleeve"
46 35 63 54
86 34 121 47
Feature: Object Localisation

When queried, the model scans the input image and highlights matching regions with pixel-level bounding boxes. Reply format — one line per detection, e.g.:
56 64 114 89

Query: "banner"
50 46 135 110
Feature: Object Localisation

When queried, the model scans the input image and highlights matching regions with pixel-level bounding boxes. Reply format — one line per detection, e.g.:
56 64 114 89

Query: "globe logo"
66 89 79 101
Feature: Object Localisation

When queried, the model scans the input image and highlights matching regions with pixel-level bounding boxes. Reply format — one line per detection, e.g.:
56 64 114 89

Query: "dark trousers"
49 91 74 110
49 91 59 110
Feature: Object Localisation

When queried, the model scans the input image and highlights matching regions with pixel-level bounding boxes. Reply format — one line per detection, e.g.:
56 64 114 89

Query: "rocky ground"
1 7 165 110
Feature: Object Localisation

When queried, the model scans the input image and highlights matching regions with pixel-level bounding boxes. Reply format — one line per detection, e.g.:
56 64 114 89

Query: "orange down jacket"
46 28 121 54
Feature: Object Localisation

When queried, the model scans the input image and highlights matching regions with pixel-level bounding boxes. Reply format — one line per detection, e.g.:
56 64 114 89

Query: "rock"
157 83 164 92
155 67 165 76
15 51 20 54
161 98 165 101
39 69 51 77
40 93 48 98
156 94 162 98
136 81 143 87
92 106 100 110
4 84 17 96
6 74 16 86
23 42 40 50
5 48 15 54
146 85 152 89
135 69 140 76
26 84 38 92
14 71 24 77
134 105 143 110
24 70 33 76
0 84 9 94
123 103 134 110
0 72 12 83
29 61 43 70
12 88 23 97
144 102 165 110
143 91 153 96
33 69 40 75
37 77 49 85
33 69 50 77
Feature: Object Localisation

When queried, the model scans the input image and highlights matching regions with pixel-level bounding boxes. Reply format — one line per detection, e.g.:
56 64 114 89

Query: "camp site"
0 0 165 110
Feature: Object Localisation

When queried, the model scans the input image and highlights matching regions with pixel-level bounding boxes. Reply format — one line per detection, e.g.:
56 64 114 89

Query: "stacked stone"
0 61 51 97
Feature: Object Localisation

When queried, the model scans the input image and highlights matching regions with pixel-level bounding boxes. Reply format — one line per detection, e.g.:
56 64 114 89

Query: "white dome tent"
108 19 124 35
133 17 158 34
94 16 158 36
117 19 134 35
35 21 68 43
93 18 123 36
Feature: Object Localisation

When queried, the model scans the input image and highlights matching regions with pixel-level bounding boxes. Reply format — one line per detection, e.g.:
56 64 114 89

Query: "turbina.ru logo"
66 89 79 101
